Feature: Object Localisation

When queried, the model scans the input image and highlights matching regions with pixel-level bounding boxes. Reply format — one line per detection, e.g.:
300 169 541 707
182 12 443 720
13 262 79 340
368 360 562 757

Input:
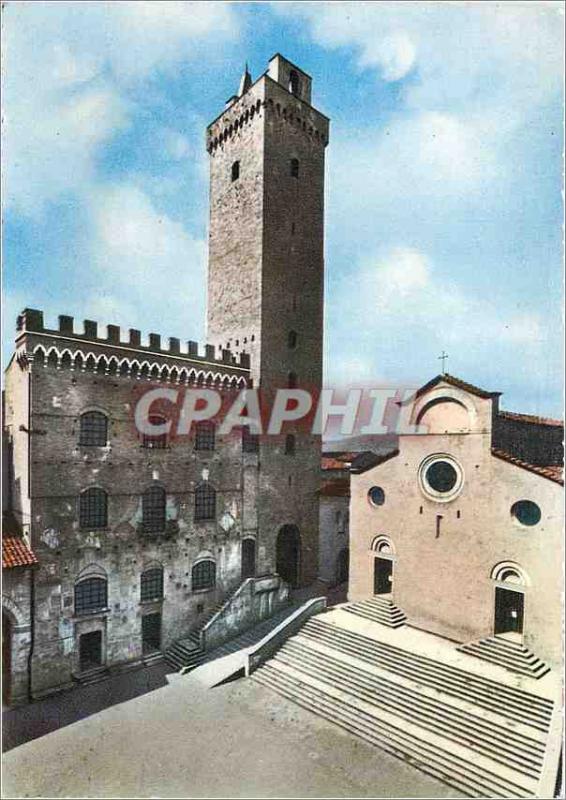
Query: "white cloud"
2 2 239 215
358 32 416 81
87 183 206 340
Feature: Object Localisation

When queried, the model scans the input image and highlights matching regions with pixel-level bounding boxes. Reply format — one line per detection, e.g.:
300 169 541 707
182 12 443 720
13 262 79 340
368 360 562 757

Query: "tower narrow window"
79 488 108 529
289 70 299 96
231 160 240 182
142 486 166 533
285 434 296 455
290 158 299 178
141 568 164 602
195 421 216 451
288 330 297 349
288 371 297 389
195 483 216 521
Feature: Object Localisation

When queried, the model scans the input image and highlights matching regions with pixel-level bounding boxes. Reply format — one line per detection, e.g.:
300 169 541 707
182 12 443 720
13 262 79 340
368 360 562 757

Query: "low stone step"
458 641 550 679
254 665 536 799
275 641 544 778
301 620 553 730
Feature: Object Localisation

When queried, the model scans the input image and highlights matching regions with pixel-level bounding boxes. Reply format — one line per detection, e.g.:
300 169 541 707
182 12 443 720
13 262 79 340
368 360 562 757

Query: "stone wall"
2 568 33 705
201 574 289 651
5 354 259 698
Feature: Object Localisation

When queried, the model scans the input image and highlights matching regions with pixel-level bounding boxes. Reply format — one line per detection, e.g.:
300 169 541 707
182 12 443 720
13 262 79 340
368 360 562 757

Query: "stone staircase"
164 603 224 671
252 616 555 798
342 596 407 628
457 637 550 679
73 665 110 687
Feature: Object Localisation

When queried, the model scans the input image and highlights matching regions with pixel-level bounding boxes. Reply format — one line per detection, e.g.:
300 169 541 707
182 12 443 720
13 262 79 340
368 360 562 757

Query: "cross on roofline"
438 351 448 374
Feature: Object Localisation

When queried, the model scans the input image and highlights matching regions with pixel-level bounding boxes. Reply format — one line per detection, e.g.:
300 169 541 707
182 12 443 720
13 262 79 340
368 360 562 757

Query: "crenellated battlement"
206 75 329 155
14 308 251 384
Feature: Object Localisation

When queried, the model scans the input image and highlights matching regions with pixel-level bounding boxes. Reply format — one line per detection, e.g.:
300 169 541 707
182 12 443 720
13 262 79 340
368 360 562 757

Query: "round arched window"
368 486 385 507
419 454 463 502
511 500 541 527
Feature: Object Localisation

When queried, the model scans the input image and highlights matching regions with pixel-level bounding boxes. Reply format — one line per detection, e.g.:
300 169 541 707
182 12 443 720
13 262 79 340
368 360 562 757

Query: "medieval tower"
206 54 329 586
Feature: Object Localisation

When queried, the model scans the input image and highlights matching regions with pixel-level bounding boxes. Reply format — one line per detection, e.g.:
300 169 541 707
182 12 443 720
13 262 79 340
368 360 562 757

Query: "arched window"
142 415 168 449
79 488 108 529
192 560 216 591
288 371 297 389
290 158 299 178
195 421 215 451
140 567 164 602
231 160 240 182
285 434 296 455
79 411 108 447
75 577 107 615
289 70 299 96
287 330 297 349
195 483 216 521
142 486 166 533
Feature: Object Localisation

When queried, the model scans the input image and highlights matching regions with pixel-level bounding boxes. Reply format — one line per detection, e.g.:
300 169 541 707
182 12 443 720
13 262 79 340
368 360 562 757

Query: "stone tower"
206 54 329 586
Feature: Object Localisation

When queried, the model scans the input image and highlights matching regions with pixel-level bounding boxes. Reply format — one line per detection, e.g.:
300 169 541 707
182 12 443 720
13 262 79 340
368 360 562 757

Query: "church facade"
2 54 328 703
348 374 563 668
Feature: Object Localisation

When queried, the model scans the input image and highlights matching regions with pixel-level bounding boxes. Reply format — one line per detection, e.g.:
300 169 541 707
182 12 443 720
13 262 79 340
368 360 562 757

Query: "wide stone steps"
342 597 407 628
254 664 536 799
275 638 545 779
73 666 110 686
300 619 553 731
458 638 550 679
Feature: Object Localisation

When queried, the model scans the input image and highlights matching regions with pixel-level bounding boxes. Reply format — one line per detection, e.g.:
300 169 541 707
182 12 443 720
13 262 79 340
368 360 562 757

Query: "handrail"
200 577 255 647
245 596 327 676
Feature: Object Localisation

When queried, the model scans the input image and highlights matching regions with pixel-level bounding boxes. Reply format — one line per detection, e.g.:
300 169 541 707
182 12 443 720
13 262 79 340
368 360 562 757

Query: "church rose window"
368 486 385 507
426 461 458 493
79 411 108 447
511 500 541 527
419 454 463 502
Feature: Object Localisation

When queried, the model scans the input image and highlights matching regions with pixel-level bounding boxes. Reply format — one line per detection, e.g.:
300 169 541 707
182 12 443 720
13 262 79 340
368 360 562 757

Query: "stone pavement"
2 660 171 753
2 669 459 799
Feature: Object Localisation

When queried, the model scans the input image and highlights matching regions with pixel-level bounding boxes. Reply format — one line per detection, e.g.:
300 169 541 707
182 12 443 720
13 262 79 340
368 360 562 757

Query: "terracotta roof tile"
319 478 350 497
497 410 563 428
2 537 39 569
321 456 354 471
416 373 501 400
491 449 564 485
350 449 400 474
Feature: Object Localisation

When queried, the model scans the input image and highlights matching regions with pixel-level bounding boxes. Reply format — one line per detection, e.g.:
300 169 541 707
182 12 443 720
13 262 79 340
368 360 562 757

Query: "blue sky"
3 1 564 416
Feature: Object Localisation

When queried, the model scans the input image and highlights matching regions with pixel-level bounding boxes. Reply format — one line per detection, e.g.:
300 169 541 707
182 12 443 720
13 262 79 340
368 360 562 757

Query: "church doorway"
374 557 393 596
494 587 524 637
276 525 300 588
336 548 349 584
2 611 12 706
79 630 102 671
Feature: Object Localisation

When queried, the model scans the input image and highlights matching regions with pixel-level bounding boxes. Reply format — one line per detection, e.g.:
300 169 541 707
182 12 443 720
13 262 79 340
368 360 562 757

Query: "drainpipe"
27 566 36 703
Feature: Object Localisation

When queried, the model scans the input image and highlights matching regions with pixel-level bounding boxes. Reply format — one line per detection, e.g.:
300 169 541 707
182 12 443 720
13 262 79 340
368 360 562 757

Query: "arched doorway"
336 548 349 584
2 611 13 706
491 563 528 639
241 538 256 580
276 525 300 588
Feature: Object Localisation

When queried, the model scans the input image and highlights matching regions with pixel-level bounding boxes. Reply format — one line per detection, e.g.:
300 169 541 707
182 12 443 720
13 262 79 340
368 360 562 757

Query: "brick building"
2 54 329 703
